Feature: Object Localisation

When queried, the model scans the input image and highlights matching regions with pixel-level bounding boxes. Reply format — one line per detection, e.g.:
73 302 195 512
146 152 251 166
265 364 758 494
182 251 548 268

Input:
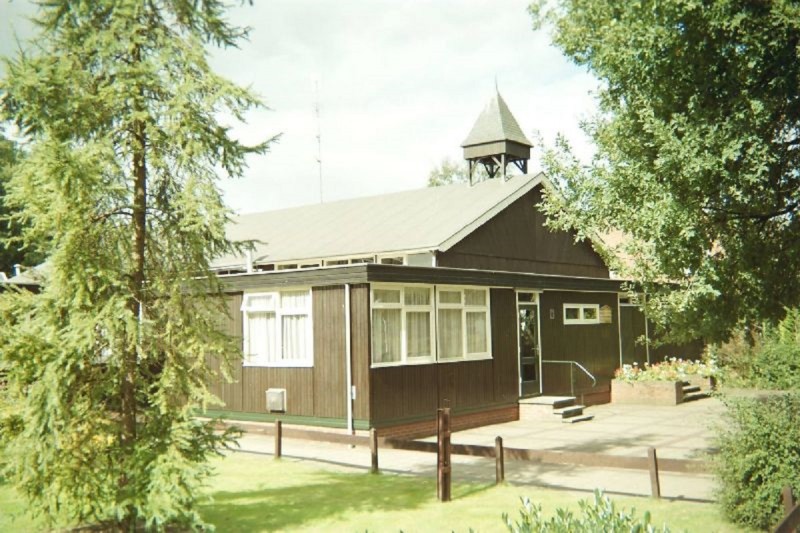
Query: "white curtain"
406 311 431 358
248 311 276 363
282 314 308 361
466 311 487 354
438 309 463 359
372 309 401 363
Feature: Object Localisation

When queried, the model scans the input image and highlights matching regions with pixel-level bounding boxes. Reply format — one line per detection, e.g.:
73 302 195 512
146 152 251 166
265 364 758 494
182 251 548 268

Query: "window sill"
371 354 492 368
243 360 314 368
371 357 436 369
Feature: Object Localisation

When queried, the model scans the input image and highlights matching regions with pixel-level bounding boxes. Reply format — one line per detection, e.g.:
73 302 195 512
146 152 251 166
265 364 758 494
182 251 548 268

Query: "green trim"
371 402 518 429
200 409 370 430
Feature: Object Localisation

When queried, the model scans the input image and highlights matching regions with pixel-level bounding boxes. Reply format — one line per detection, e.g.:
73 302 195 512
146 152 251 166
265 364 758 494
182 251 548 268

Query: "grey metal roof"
461 91 532 148
213 173 544 270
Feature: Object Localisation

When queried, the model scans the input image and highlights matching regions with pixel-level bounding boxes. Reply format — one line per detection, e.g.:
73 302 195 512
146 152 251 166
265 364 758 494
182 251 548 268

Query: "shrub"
502 490 669 532
715 393 800 530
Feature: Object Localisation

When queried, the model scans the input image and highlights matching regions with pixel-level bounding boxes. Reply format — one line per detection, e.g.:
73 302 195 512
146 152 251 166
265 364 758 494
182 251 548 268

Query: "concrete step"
553 405 585 418
682 385 701 394
562 414 594 424
520 396 576 409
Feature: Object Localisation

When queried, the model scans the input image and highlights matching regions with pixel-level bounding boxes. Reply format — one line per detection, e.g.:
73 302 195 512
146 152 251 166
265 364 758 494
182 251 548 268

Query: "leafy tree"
530 1 800 342
0 1 269 529
427 157 489 187
0 135 42 276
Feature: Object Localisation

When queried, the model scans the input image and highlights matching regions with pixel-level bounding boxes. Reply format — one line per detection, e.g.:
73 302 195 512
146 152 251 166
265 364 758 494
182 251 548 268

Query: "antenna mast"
315 81 323 203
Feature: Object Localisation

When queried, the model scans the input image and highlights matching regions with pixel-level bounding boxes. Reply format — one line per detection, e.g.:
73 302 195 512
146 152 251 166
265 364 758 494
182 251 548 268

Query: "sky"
0 0 600 214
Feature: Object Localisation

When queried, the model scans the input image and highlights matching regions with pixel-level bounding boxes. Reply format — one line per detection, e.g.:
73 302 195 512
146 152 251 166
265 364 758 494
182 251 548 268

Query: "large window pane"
282 315 307 360
406 311 431 358
372 308 401 363
466 311 487 354
438 309 463 359
248 311 275 361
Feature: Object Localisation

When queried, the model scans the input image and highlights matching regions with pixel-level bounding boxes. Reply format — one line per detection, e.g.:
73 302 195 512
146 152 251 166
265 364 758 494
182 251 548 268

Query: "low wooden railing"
774 485 800 533
223 417 710 500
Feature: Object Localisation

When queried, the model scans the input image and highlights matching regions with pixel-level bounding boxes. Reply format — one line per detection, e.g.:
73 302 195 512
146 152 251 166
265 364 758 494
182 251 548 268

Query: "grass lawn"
1 452 748 532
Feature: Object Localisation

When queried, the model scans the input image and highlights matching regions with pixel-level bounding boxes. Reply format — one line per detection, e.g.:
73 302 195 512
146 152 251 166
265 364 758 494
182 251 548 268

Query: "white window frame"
241 288 314 367
371 284 436 367
436 286 492 362
563 303 600 325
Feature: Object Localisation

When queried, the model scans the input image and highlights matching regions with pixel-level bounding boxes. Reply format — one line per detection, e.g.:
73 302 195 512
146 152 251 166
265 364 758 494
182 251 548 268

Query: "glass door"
517 293 541 397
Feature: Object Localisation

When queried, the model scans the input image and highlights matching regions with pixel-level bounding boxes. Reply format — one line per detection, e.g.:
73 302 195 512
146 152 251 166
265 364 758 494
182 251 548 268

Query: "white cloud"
0 0 601 213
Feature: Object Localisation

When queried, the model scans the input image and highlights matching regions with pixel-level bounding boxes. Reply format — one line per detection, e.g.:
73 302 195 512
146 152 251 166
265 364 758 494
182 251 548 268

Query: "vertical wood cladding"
207 293 244 412
211 287 351 420
538 291 620 396
369 288 519 426
491 288 521 404
620 305 704 365
349 284 371 421
437 187 609 278
620 306 648 366
311 285 346 419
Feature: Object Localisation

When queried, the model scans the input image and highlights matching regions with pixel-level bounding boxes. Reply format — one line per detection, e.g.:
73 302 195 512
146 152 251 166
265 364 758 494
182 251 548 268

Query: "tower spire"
461 89 532 184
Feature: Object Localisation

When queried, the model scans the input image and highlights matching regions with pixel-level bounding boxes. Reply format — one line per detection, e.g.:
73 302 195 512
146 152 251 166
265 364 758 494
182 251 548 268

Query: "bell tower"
462 90 532 184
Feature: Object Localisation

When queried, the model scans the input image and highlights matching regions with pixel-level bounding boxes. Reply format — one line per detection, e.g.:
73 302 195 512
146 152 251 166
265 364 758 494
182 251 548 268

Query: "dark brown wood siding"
539 291 620 395
350 284 371 421
369 288 519 426
207 292 244 412
620 305 704 365
209 286 355 422
437 187 609 278
620 305 648 366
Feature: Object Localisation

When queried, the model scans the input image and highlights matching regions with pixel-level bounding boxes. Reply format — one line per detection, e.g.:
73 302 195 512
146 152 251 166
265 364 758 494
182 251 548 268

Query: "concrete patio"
233 397 725 502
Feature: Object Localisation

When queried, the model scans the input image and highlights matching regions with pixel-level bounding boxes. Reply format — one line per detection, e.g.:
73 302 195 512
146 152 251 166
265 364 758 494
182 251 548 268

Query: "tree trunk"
119 41 147 529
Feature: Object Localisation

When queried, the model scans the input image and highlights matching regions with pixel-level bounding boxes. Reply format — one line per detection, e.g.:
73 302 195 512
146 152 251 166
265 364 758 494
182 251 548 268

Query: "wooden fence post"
495 436 505 485
647 447 660 498
370 428 379 474
274 420 282 459
437 404 452 502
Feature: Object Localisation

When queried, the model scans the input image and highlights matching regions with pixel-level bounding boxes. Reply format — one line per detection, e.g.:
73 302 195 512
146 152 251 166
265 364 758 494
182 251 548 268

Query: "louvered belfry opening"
461 90 532 185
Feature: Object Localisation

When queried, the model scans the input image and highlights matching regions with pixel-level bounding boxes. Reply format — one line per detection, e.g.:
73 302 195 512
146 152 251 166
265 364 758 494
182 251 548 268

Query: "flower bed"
612 357 718 405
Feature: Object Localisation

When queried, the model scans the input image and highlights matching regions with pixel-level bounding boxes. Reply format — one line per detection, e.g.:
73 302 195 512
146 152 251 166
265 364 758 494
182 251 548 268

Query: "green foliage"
503 490 669 532
427 157 488 187
714 393 800 530
0 0 269 529
711 308 800 390
0 136 42 276
531 0 800 342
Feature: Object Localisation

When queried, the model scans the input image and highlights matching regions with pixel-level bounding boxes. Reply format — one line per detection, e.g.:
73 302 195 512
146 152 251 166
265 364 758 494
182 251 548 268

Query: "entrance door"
517 294 541 397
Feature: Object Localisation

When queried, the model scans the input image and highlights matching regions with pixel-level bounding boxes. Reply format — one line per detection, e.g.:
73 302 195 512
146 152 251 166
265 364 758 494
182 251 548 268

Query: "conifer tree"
0 1 269 529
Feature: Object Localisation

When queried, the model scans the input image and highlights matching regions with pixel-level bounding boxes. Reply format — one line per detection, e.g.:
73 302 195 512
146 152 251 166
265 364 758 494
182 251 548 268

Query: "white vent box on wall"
266 388 286 413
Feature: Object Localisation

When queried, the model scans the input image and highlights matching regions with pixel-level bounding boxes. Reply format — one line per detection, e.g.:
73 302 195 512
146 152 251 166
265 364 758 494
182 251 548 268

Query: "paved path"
235 397 724 502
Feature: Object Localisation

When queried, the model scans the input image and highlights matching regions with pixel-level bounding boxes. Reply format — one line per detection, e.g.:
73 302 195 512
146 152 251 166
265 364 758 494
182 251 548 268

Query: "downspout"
344 283 354 434
643 292 651 364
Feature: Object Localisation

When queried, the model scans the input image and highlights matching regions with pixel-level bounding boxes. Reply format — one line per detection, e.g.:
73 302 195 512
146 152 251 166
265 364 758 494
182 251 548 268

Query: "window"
379 256 405 265
437 287 490 360
370 284 491 366
371 286 434 365
563 304 600 325
242 289 313 367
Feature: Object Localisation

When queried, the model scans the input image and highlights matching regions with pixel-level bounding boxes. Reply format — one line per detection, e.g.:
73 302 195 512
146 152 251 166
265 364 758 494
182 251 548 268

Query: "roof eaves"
438 173 545 253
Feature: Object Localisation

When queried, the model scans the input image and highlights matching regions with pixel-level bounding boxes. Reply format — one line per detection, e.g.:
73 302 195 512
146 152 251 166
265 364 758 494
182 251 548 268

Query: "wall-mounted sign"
599 305 613 324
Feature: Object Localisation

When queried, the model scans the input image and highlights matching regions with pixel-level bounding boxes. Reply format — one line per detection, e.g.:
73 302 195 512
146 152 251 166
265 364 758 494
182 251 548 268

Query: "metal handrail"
541 360 597 397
